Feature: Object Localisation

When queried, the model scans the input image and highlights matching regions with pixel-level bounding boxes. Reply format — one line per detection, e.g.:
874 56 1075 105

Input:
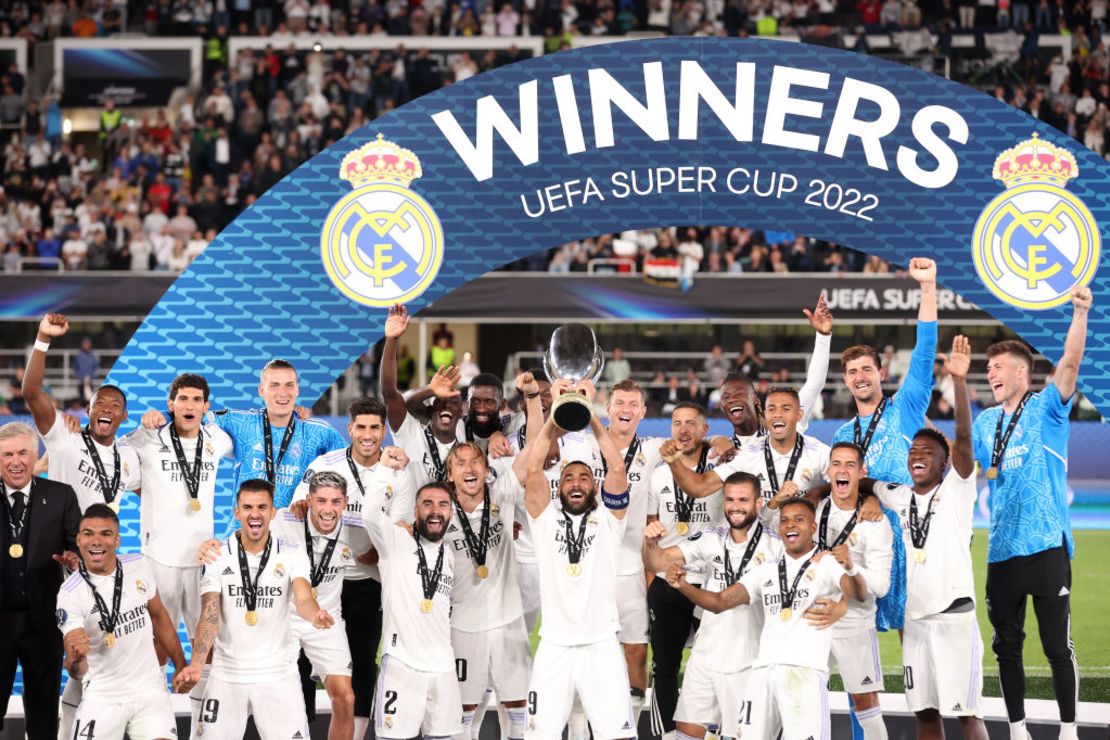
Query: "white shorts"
197 673 309 740
829 625 884 693
148 560 201 639
525 635 635 740
903 610 984 717
452 617 532 705
745 665 829 740
673 657 750 734
295 617 353 680
516 560 541 633
615 573 649 645
375 654 462 739
71 690 176 740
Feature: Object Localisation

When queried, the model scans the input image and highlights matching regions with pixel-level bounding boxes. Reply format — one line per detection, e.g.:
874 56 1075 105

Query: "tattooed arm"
174 592 219 690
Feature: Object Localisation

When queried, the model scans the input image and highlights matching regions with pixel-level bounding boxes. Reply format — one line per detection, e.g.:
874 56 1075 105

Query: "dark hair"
779 497 817 517
673 401 708 420
170 373 210 402
415 481 452 502
986 340 1034 372
468 373 503 399
720 373 754 389
80 503 119 527
610 379 647 405
840 345 881 370
722 471 761 496
765 386 800 403
830 441 865 464
912 428 950 461
261 358 298 379
91 384 127 407
348 397 387 422
236 478 275 503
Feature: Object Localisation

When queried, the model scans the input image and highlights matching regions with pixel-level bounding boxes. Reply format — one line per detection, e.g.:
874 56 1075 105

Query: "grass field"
529 529 1110 704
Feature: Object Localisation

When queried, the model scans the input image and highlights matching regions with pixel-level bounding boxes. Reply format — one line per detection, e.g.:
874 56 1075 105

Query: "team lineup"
0 257 1093 740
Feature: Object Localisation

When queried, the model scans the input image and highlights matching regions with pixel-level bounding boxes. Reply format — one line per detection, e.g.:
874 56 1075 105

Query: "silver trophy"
543 324 606 432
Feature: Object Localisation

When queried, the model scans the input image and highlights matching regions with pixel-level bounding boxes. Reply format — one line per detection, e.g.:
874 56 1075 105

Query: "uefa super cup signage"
111 38 1109 417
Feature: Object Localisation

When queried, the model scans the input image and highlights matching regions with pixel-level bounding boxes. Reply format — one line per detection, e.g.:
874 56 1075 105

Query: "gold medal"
476 564 489 579
190 499 201 512
676 522 689 536
913 548 926 564
420 598 433 613
108 500 120 513
567 563 582 577
8 543 23 558
105 633 116 648
780 607 792 622
986 466 998 480
245 610 259 626
312 587 319 599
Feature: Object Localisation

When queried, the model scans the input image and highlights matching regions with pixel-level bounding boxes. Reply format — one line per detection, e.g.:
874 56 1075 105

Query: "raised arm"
827 547 869 603
660 439 724 498
911 257 937 323
945 335 975 478
665 563 750 613
1052 285 1092 401
509 372 545 485
406 366 462 425
380 304 412 433
22 313 68 434
524 415 560 518
641 520 686 572
799 293 833 427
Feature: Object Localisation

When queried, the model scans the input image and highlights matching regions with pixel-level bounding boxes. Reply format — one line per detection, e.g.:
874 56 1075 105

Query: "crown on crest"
992 134 1078 188
340 134 423 188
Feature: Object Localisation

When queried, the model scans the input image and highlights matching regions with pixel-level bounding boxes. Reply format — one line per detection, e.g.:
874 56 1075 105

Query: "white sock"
568 702 589 740
855 707 888 740
455 709 476 740
1009 720 1029 740
471 690 491 740
188 666 210 740
507 706 527 740
58 677 82 740
353 715 370 740
1059 722 1078 740
497 703 510 740
676 731 702 740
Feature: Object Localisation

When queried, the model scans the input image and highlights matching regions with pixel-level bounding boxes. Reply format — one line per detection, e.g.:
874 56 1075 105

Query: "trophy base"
552 393 593 432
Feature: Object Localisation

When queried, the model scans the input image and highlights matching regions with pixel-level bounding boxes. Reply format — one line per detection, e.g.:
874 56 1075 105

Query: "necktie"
10 491 24 525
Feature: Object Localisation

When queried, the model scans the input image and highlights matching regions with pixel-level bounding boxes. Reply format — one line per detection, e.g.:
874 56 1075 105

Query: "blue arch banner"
108 37 1108 414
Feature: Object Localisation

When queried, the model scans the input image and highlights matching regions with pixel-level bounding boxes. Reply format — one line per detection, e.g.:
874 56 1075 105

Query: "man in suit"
0 421 80 739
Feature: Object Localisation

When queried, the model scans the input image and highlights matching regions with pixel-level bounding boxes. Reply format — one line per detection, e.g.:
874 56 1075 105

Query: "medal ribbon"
990 391 1034 472
852 396 888 456
345 447 368 498
764 434 804 496
424 425 451 481
671 445 708 524
818 498 861 550
304 517 341 588
0 479 30 547
723 523 763 586
414 531 446 603
78 557 124 640
81 428 121 504
169 420 204 506
235 533 273 615
777 554 813 615
600 436 641 479
262 412 296 484
909 485 941 550
451 488 491 568
562 511 589 566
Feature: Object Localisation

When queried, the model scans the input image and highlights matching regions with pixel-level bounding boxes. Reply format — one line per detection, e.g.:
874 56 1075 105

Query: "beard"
466 412 501 438
416 513 447 542
727 510 758 531
559 489 597 516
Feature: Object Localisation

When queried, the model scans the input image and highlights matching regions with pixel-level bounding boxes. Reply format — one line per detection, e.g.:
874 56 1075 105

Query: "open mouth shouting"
92 415 115 436
245 516 266 538
782 524 802 547
86 544 109 566
833 473 851 496
770 419 787 436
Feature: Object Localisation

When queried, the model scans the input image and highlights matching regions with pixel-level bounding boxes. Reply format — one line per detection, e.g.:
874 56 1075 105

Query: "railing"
13 257 63 272
587 258 638 274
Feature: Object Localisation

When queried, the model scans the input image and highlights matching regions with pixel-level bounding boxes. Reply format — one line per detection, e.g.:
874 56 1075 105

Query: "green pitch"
527 530 1110 703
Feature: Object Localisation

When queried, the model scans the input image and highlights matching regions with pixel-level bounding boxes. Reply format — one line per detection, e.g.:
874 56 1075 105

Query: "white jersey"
511 430 604 565
529 504 625 647
875 467 977 621
679 525 782 673
445 474 524 632
390 413 463 489
455 411 525 454
363 486 455 673
272 509 360 619
713 434 830 501
647 453 721 582
123 423 234 568
56 554 165 701
814 497 893 632
199 534 311 683
292 448 416 582
740 547 846 671
43 414 142 512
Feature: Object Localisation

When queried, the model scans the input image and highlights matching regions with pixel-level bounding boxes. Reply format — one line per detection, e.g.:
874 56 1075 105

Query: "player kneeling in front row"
177 479 335 740
872 336 988 740
57 504 192 740
523 389 637 740
668 497 867 740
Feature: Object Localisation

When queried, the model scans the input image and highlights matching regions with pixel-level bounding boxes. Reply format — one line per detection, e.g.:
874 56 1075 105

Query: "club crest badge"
972 134 1099 310
321 135 445 307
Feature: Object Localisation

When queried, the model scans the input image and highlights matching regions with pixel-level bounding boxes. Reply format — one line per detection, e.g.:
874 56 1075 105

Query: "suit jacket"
0 477 80 631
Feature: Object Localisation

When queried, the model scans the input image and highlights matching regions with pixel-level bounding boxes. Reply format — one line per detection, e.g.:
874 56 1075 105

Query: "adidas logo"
1059 586 1070 596
861 677 873 685
222 567 234 576
712 556 723 563
763 580 773 588
951 703 962 711
448 524 459 532
293 732 303 739
622 722 631 730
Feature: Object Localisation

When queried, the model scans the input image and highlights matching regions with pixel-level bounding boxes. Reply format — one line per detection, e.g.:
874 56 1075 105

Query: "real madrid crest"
972 134 1099 310
320 134 445 307
274 563 285 578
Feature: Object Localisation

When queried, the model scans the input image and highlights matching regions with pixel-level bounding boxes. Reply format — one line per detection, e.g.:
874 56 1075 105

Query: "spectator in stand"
734 339 763 381
458 351 481 390
605 347 632 384
429 334 456 371
704 345 730 386
73 336 99 398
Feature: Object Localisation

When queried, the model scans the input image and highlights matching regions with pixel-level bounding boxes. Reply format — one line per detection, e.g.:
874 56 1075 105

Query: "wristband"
601 490 630 510
524 392 540 399
33 339 50 353
845 564 859 577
